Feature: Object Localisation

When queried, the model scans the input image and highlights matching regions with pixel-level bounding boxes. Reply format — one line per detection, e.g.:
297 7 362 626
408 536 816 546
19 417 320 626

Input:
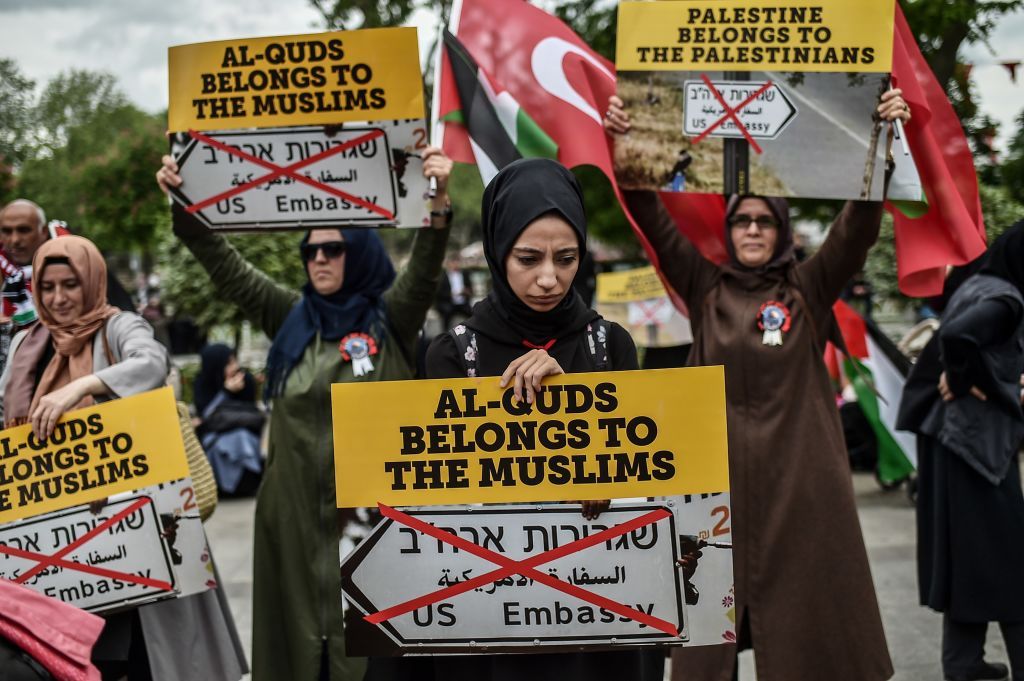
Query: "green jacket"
179 225 449 681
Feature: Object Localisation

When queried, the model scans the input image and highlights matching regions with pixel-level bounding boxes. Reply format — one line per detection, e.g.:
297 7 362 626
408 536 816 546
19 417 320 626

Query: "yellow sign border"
616 0 895 73
0 388 190 524
332 367 729 507
168 27 425 131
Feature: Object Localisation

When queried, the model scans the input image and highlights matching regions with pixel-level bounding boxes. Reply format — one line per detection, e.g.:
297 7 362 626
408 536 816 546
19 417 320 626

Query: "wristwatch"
429 202 453 226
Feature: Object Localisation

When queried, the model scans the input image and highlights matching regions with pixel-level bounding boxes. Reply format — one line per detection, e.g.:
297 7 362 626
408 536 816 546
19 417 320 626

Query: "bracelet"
429 203 453 226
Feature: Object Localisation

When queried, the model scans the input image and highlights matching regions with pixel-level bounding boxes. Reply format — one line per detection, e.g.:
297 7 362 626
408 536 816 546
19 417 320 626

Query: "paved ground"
204 471 1016 680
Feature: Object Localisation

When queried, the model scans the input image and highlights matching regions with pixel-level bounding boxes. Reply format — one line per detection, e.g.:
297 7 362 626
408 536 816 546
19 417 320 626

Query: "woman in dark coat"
366 158 660 681
604 90 911 681
193 343 264 495
898 222 1024 681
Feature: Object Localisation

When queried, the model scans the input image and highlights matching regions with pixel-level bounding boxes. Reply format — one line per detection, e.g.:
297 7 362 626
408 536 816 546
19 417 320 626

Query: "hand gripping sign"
167 28 433 230
332 367 731 654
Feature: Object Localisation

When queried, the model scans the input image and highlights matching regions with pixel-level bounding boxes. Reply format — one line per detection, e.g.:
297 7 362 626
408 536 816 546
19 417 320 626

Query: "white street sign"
0 496 177 612
683 80 798 140
341 503 687 655
169 122 432 231
0 477 216 613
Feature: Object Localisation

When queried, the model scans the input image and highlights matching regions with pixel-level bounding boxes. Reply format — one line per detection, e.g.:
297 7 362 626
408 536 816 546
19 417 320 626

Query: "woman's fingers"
877 89 911 123
421 146 453 191
501 350 564 404
970 386 988 401
500 352 532 389
938 372 953 402
604 95 631 135
156 154 183 195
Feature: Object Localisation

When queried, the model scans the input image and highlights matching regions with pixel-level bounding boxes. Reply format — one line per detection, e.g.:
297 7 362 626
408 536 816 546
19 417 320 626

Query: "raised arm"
798 200 884 311
605 96 717 309
382 148 452 357
621 189 718 311
168 204 299 339
798 88 912 311
156 148 301 340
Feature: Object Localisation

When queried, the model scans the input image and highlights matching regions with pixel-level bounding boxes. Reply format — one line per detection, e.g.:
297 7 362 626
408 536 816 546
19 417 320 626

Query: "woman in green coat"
158 149 452 681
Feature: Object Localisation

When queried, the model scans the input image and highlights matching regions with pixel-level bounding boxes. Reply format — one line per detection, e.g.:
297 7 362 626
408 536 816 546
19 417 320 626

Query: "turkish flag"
438 0 693 304
887 6 987 297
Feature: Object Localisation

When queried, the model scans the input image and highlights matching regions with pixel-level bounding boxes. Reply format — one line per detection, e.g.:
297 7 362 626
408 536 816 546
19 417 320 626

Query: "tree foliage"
9 70 167 252
1002 110 1024 205
0 59 35 170
157 227 307 333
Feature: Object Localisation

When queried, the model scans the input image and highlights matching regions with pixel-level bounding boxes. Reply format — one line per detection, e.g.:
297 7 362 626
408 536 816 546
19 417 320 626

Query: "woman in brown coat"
604 90 910 681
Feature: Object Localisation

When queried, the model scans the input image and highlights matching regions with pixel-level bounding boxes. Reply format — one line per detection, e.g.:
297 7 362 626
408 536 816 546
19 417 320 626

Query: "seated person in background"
193 343 264 496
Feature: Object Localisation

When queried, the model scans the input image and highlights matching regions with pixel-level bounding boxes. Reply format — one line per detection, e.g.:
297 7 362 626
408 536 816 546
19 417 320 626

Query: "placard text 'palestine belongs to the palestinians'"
617 0 894 73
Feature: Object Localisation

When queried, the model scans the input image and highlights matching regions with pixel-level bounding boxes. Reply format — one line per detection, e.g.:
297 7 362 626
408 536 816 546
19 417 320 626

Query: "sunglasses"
729 214 779 229
301 241 347 262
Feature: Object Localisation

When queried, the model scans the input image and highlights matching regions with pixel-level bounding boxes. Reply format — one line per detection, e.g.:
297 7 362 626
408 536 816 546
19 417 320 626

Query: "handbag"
176 401 218 522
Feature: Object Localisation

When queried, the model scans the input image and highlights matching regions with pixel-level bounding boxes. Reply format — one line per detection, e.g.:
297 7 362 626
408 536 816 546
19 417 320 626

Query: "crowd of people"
0 76 1021 681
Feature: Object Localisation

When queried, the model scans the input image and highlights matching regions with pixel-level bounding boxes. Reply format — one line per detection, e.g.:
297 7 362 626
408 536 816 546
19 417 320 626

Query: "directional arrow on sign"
683 79 798 142
340 503 687 655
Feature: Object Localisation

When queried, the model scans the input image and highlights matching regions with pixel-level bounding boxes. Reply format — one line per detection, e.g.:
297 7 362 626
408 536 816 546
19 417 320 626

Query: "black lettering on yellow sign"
632 3 877 68
383 382 677 492
189 37 389 121
0 415 152 513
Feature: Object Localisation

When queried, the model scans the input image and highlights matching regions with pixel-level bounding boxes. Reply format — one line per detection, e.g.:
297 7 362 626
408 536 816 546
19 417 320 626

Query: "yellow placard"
596 266 669 304
332 367 729 507
0 388 190 524
616 0 894 73
168 27 424 132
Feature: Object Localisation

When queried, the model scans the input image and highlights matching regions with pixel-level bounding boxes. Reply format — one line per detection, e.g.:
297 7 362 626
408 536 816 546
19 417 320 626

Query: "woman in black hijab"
366 159 659 681
898 221 1024 681
426 158 638 389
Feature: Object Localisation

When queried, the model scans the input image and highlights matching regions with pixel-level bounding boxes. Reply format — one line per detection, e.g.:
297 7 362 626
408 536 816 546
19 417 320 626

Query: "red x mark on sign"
364 503 680 638
185 128 395 220
0 497 174 592
635 298 668 326
691 75 775 155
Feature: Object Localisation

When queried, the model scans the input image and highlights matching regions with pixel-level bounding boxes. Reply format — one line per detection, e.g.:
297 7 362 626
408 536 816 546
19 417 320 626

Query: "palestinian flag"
884 5 987 296
830 301 917 484
438 28 557 185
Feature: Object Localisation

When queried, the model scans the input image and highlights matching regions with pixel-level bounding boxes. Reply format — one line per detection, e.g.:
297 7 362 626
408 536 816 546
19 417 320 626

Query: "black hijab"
723 194 794 271
264 229 395 398
194 344 233 414
194 343 258 414
980 219 1024 294
470 158 597 346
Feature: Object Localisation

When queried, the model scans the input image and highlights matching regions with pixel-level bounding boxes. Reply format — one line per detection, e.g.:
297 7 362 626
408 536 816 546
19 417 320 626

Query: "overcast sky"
1 0 1022 151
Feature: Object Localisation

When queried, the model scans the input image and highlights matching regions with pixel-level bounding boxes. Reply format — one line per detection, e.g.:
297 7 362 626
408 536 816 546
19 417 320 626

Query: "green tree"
1002 109 1024 204
158 228 307 335
14 70 167 252
309 0 419 29
0 59 35 172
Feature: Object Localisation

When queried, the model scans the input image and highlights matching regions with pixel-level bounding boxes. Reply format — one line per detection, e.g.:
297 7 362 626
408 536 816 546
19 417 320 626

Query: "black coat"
899 275 1024 622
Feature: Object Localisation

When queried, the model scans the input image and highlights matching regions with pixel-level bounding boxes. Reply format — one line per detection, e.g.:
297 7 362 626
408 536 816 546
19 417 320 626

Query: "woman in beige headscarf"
1 235 166 435
0 235 247 681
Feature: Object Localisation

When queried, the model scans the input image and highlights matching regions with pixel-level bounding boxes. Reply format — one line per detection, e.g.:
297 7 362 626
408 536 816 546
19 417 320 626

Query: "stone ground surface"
204 471 1016 681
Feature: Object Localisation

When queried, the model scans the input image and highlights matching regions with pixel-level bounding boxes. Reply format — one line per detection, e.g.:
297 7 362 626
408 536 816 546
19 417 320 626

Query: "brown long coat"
627 193 893 681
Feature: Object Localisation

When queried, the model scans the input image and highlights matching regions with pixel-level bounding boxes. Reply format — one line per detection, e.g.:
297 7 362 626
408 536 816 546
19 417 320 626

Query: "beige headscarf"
3 236 118 426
